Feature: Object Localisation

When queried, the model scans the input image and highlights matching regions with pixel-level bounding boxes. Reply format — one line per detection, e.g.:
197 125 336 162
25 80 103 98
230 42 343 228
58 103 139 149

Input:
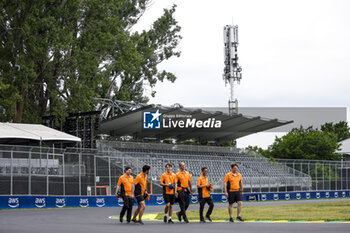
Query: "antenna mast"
223 25 242 115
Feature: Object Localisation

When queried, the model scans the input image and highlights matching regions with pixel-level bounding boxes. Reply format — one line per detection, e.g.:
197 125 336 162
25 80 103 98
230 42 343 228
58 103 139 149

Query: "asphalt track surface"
1 198 349 233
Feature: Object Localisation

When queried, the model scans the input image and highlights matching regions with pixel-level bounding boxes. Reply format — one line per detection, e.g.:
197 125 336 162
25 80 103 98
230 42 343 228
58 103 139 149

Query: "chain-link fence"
0 144 349 196
276 159 350 191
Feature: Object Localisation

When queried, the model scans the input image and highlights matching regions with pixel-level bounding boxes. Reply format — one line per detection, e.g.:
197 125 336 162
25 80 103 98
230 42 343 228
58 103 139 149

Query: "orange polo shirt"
176 170 191 191
134 172 147 196
160 171 177 195
224 172 242 192
197 175 211 198
117 174 134 196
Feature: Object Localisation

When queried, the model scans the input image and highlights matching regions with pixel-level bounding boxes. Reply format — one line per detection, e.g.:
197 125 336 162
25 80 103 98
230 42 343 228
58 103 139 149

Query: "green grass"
155 201 350 221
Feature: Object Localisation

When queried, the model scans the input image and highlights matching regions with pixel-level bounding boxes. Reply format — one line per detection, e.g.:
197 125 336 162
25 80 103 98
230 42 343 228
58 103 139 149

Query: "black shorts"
228 191 242 204
163 194 175 205
136 195 145 204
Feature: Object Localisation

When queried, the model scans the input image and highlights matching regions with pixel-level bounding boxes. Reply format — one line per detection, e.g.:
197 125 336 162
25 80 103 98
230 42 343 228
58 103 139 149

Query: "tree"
0 0 181 123
320 121 350 142
247 126 342 161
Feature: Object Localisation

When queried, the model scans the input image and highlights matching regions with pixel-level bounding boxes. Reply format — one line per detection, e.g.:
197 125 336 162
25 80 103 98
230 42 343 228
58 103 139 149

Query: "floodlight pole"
223 25 242 115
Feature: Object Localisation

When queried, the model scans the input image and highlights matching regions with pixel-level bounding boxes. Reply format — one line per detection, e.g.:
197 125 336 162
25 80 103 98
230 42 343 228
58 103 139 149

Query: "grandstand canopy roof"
98 105 293 142
0 122 81 144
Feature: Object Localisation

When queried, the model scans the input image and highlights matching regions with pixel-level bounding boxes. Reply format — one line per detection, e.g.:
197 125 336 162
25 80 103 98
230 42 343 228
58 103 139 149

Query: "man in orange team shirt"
160 163 178 224
176 162 193 223
116 166 134 223
197 167 214 223
224 163 244 222
131 165 150 225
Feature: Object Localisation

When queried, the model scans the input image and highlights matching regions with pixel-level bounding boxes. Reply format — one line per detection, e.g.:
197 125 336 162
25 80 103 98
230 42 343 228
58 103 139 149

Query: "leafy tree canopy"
246 121 350 161
0 0 181 123
320 121 350 142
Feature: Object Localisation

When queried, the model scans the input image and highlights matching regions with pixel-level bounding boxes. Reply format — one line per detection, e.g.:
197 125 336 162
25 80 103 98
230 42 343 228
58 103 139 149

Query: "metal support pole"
315 163 317 191
285 177 288 192
277 171 280 192
298 162 302 192
63 154 65 195
323 162 325 191
10 150 13 195
122 158 125 174
46 151 49 196
222 162 225 193
94 156 97 195
293 162 295 192
149 158 153 194
79 152 82 196
346 168 348 190
108 156 111 196
250 177 252 193
301 162 303 191
28 149 32 195
308 162 310 191
259 176 261 193
341 163 343 190
335 164 337 190
329 163 331 190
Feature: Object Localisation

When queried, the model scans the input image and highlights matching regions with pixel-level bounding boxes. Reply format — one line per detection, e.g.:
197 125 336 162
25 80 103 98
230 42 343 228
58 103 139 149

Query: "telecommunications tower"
223 25 242 115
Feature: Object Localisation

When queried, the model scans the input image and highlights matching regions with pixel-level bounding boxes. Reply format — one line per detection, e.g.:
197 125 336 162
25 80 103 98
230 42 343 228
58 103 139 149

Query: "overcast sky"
135 0 350 148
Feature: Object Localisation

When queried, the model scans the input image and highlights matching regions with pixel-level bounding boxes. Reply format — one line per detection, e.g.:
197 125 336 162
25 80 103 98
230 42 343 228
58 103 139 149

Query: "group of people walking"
116 162 244 224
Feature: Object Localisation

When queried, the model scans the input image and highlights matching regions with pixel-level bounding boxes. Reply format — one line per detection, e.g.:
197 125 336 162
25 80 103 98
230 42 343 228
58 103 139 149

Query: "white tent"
0 122 81 144
338 138 350 154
